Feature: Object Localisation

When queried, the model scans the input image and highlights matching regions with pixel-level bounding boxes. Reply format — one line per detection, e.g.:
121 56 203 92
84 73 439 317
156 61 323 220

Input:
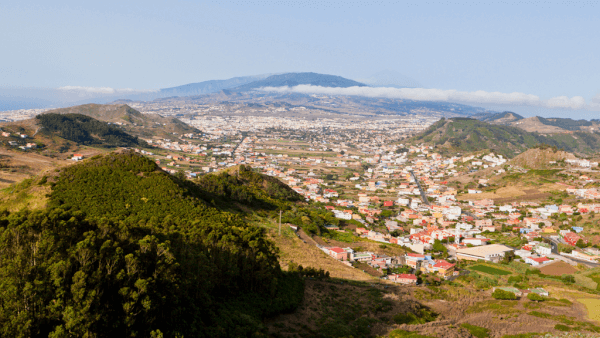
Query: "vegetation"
492 289 518 300
36 113 146 147
527 293 546 301
0 151 305 337
410 117 600 157
469 265 512 276
392 307 438 325
460 323 490 338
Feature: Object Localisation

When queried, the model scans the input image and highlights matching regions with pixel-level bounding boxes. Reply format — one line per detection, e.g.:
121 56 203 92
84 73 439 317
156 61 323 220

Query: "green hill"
43 103 200 138
410 117 600 158
0 151 304 337
36 113 146 148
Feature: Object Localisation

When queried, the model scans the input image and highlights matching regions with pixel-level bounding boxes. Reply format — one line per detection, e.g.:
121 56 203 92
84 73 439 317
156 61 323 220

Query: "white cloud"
545 96 586 110
259 85 598 111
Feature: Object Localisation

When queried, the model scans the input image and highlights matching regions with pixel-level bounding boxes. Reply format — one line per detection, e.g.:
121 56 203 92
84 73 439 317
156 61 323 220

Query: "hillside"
43 103 200 138
512 116 600 134
509 147 577 169
36 113 146 148
410 117 600 158
0 151 305 337
158 74 273 96
474 111 524 124
231 72 367 92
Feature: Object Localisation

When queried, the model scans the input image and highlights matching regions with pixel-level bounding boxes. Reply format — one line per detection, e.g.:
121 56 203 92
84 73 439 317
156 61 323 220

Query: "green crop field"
469 265 512 276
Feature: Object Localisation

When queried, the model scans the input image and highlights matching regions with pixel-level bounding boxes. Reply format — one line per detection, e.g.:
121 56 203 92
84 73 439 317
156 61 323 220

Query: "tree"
432 239 447 254
502 251 516 264
576 239 586 248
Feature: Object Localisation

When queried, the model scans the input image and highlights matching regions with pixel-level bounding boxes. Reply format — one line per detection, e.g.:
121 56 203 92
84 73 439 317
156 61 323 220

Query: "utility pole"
279 210 282 236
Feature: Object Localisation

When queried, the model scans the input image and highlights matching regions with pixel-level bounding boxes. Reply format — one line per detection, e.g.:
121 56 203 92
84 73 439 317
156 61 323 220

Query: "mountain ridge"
410 117 600 158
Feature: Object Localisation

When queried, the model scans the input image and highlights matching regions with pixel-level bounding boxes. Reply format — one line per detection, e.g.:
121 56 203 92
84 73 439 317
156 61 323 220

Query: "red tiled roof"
433 260 455 269
397 274 417 280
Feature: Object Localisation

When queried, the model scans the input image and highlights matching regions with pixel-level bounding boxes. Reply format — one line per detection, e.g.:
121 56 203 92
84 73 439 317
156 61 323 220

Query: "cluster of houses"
320 245 457 285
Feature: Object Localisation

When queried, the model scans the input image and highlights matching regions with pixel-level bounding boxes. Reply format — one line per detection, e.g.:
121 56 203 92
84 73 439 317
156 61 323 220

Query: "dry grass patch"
578 298 600 323
539 261 578 276
267 229 375 282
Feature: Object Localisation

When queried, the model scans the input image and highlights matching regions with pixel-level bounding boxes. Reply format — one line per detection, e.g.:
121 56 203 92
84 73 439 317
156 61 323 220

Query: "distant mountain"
410 117 600 158
473 111 524 124
230 72 367 92
43 103 200 138
156 74 274 97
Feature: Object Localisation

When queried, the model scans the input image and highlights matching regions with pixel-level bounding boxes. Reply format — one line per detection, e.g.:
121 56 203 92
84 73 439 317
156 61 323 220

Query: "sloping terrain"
474 111 524 124
36 113 146 147
509 147 577 169
0 151 305 337
410 117 600 158
43 103 200 138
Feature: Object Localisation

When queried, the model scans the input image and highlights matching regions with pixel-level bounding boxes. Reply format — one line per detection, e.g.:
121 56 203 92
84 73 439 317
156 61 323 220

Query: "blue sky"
1 1 599 117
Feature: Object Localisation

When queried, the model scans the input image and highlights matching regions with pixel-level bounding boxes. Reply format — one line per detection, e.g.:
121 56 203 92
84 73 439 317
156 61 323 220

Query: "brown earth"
539 261 579 276
509 148 576 169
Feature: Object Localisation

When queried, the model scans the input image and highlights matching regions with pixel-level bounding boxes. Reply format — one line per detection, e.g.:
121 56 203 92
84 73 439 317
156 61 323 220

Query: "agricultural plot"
469 265 512 276
578 298 600 322
539 261 578 276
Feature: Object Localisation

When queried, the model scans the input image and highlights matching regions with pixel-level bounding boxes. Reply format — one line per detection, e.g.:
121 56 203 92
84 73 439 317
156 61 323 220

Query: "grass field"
578 298 600 322
469 265 512 276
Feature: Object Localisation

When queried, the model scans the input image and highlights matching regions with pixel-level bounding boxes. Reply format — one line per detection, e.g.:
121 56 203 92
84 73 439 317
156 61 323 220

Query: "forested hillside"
36 113 146 148
0 151 304 337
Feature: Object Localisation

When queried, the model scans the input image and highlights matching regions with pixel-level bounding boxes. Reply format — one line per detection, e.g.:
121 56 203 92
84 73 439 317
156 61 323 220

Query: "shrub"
492 289 517 300
554 324 571 332
460 323 490 338
527 293 545 302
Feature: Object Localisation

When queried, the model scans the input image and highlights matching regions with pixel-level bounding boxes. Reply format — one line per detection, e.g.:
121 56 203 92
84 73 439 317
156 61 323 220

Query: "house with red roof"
388 273 418 285
563 232 585 246
327 247 348 261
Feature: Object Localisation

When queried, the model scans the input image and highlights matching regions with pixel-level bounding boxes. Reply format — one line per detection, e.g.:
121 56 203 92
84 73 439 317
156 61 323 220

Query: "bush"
527 293 545 301
554 324 571 332
393 307 438 325
492 289 517 300
460 323 490 338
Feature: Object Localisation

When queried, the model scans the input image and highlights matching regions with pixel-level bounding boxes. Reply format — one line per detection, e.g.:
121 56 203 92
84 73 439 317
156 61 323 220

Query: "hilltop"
474 112 600 134
473 111 524 124
409 117 600 158
509 146 577 169
42 103 200 138
230 72 367 92
36 113 146 148
0 151 305 337
512 116 600 134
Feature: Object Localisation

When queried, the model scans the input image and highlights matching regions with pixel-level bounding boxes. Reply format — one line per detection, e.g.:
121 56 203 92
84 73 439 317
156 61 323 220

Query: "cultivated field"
468 265 512 275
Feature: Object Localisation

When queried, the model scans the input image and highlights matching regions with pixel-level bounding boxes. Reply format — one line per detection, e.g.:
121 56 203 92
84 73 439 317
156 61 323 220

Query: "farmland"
468 265 512 276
